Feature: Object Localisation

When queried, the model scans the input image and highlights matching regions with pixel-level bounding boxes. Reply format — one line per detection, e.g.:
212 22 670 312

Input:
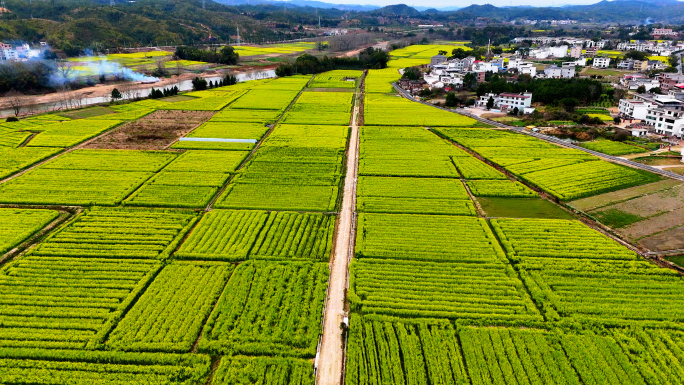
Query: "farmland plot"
281 92 353 125
451 156 507 179
355 213 505 263
364 68 401 93
0 349 211 384
346 315 468 385
0 209 59 255
435 128 658 200
0 147 62 179
107 261 234 352
0 256 160 349
0 168 153 206
0 150 178 206
491 218 638 260
163 150 248 173
250 212 335 261
357 176 475 215
160 90 247 111
33 207 197 259
183 122 270 142
42 149 176 172
176 210 269 261
310 70 362 89
214 356 314 385
359 126 467 177
349 258 541 321
581 140 646 156
364 94 477 126
520 161 660 200
0 126 31 148
210 108 282 124
518 257 684 325
460 327 647 385
199 261 328 357
467 180 538 198
229 89 300 110
26 119 122 147
216 124 347 212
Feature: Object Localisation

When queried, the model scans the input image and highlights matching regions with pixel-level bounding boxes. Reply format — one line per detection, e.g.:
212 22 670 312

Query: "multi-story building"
617 59 648 72
626 78 660 91
430 55 447 66
518 62 537 77
625 94 684 137
593 57 611 68
476 92 533 111
569 46 582 58
544 63 575 79
652 28 678 38
471 61 499 73
658 73 684 91
619 99 655 120
646 106 684 137
585 47 598 57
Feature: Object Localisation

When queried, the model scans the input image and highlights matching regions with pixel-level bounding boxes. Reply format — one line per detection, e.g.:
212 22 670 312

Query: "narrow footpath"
316 96 361 385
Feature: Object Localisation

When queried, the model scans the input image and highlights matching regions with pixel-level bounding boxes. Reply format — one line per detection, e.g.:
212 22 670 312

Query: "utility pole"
237 26 241 47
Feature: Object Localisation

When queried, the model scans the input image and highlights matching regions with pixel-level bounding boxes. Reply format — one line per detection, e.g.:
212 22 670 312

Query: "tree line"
174 46 239 65
275 48 390 77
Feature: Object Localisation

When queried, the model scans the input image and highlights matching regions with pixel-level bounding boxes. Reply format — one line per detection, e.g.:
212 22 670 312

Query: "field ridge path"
316 78 361 385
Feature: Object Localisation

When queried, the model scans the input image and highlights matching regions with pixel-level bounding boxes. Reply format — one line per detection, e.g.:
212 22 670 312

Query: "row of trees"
275 48 390 77
174 46 239 65
0 61 55 94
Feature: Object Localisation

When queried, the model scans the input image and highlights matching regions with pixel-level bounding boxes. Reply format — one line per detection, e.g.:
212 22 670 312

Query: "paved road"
392 83 684 182
316 100 360 385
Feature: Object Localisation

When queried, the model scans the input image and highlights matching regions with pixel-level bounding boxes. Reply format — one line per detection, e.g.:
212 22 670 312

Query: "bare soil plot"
640 225 684 252
591 184 684 219
620 207 684 240
569 179 681 211
584 183 684 251
83 110 214 150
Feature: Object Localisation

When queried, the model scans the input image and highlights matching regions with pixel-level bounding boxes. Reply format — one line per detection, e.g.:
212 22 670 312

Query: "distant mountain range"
215 0 380 11
214 0 684 23
216 0 684 17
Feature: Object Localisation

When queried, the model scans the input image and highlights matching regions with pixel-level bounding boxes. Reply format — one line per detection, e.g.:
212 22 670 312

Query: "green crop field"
581 140 647 156
1 43 682 385
310 70 362 89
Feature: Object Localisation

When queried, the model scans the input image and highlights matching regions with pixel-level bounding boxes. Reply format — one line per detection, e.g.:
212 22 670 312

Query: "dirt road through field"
316 100 360 385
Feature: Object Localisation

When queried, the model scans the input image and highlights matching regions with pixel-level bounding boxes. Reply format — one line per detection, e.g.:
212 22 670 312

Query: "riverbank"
0 64 278 118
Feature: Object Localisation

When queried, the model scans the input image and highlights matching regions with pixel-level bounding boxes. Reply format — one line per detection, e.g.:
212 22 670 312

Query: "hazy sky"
300 0 602 7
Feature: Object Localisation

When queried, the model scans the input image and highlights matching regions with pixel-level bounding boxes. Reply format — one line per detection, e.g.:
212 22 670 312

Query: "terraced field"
1 52 683 385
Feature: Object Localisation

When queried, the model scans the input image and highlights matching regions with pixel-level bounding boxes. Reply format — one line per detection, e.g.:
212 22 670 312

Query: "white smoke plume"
50 54 159 86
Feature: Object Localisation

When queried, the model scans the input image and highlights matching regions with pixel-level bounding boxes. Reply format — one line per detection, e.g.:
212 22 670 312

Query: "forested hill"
0 0 339 56
1 0 683 56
